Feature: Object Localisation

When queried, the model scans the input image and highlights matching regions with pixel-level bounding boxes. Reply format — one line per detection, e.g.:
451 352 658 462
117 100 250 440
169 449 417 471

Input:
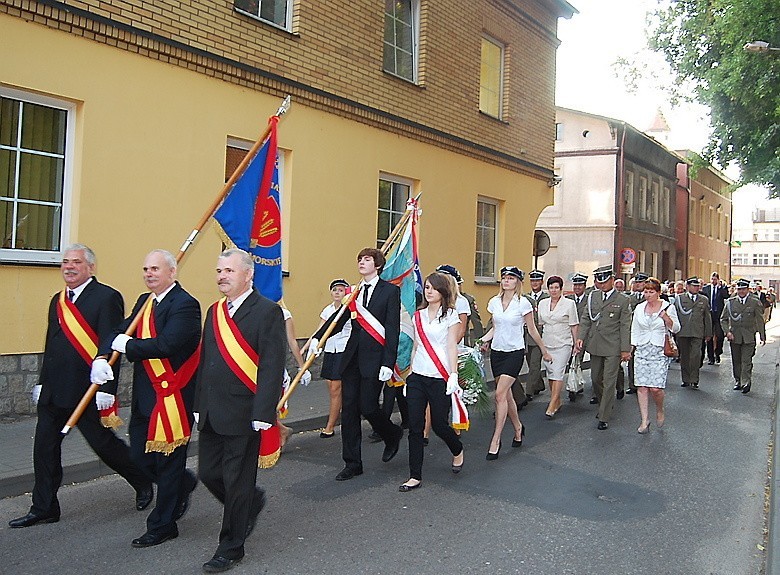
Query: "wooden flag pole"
277 196 419 411
61 96 292 435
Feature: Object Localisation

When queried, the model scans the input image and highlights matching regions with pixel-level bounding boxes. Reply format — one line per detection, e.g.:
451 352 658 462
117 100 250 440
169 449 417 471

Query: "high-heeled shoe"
512 425 526 447
638 422 651 434
452 450 464 474
486 441 501 460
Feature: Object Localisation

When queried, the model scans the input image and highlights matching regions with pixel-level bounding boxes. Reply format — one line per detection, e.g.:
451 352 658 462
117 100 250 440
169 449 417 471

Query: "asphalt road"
2 326 778 575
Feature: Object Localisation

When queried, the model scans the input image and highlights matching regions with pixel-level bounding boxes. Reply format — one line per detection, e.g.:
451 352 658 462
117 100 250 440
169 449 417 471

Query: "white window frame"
555 122 563 141
475 197 499 281
625 171 634 218
753 253 769 266
383 0 420 83
234 0 293 32
0 86 75 264
638 177 647 220
662 185 670 228
377 173 413 248
651 181 660 224
479 35 505 119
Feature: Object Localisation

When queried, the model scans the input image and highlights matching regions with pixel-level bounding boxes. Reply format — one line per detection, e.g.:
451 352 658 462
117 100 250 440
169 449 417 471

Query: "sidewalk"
0 379 333 500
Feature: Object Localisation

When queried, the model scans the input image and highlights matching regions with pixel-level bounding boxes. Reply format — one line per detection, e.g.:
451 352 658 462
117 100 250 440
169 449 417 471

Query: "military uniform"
523 289 549 396
674 285 713 388
578 283 632 425
720 285 766 393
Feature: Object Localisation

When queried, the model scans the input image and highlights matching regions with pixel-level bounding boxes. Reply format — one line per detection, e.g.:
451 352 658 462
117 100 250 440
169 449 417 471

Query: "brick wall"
0 0 564 177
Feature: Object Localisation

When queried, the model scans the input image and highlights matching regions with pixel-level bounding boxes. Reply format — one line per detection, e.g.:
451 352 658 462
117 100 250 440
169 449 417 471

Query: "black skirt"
490 349 525 378
320 351 344 380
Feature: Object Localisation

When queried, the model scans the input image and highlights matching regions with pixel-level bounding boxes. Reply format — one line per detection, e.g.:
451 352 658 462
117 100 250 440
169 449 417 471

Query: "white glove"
306 339 322 360
402 384 407 397
300 370 312 386
193 412 199 424
90 358 114 385
95 392 115 410
252 421 273 431
111 334 132 353
31 385 42 405
378 366 393 382
445 373 461 396
283 369 291 388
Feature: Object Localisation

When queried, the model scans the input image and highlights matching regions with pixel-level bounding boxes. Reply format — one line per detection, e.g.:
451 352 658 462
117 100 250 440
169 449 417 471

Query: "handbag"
565 354 584 393
663 332 678 358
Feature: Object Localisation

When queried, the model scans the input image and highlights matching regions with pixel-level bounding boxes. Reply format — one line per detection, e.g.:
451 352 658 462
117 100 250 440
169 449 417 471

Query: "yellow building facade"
0 0 574 395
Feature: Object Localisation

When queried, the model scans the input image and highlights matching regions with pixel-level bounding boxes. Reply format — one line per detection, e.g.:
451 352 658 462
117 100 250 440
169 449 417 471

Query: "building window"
753 253 769 266
731 253 749 266
774 254 780 266
383 0 418 82
700 203 706 235
1 88 73 264
625 171 634 217
662 186 670 228
555 123 563 141
709 207 715 238
479 36 504 119
650 251 659 277
774 229 780 241
651 181 660 224
723 214 730 243
638 177 647 220
716 212 722 240
475 198 498 280
688 198 696 232
234 0 292 31
377 174 412 247
638 249 646 273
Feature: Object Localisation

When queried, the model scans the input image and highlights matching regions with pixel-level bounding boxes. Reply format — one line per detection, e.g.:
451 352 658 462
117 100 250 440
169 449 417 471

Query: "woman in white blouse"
630 277 681 433
400 272 464 492
302 279 352 438
479 267 551 460
537 275 579 418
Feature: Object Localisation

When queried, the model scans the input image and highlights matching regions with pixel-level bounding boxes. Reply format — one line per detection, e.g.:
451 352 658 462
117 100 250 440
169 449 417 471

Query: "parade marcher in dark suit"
9 244 151 529
674 277 712 389
309 248 403 481
521 270 549 399
93 249 201 548
194 249 286 573
721 279 767 394
575 265 631 430
702 272 729 364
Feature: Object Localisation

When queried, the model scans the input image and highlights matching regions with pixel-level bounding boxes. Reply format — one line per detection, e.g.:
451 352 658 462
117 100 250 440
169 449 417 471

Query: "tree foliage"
649 0 780 194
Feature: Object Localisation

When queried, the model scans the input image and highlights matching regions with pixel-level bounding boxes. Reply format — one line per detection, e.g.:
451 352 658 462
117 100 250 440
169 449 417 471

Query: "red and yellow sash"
56 289 122 428
137 297 198 455
212 298 281 468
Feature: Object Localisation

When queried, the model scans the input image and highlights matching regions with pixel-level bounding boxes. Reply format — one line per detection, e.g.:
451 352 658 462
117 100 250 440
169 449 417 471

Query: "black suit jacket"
194 290 286 435
316 279 400 379
702 283 729 315
100 282 201 417
40 277 124 408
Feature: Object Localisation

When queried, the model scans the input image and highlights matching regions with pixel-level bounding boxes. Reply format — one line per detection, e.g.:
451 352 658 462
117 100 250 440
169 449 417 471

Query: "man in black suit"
702 272 729 364
194 249 286 573
310 247 403 481
9 244 151 529
94 249 201 548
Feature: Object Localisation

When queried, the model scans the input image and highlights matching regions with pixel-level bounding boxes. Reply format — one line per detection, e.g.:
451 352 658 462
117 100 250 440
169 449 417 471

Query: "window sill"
1 258 61 268
234 7 298 36
478 110 509 125
382 69 424 88
475 278 498 285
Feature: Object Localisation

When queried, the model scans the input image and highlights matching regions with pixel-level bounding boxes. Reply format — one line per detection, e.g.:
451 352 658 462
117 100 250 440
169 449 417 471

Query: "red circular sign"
620 248 637 264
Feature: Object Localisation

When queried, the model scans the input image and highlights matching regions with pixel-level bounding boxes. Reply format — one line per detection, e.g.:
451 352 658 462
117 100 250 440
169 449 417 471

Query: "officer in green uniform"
720 278 766 394
675 277 712 388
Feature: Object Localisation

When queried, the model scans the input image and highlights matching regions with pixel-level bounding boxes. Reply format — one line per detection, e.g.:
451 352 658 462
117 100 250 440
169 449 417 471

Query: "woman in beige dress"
537 275 579 417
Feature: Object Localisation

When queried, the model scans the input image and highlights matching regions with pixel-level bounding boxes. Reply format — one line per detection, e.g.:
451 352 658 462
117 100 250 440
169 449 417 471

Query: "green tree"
649 0 779 193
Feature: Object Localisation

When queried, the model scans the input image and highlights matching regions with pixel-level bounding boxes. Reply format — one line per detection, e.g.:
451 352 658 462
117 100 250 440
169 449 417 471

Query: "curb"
768 343 780 575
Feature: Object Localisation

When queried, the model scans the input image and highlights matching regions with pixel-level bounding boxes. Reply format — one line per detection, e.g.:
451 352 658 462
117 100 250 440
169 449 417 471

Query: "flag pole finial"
276 96 291 117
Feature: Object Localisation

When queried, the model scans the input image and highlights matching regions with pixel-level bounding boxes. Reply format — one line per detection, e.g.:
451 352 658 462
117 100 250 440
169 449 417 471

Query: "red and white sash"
211 298 281 468
348 285 386 345
413 311 469 431
56 289 122 428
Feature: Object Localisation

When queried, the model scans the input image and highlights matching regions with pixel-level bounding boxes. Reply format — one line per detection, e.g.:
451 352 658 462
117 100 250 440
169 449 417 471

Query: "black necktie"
227 301 234 314
603 292 608 301
362 284 370 307
67 289 75 301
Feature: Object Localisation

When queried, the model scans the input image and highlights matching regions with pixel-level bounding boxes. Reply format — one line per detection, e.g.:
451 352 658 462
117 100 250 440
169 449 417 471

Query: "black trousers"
406 373 463 480
198 419 262 560
705 311 725 361
129 411 190 535
340 357 402 471
31 401 149 516
382 384 409 425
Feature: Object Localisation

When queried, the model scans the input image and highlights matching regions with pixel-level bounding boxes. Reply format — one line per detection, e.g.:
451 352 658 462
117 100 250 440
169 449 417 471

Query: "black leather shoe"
135 485 153 511
203 555 242 573
681 382 689 387
9 512 60 528
525 394 533 402
382 431 402 463
597 421 609 430
616 390 625 400
245 488 266 538
626 389 637 395
733 382 743 390
174 469 198 521
131 529 178 548
568 391 576 402
368 431 383 443
335 467 363 481
742 383 752 394
692 382 699 389
715 356 721 364
589 397 599 405
707 360 716 365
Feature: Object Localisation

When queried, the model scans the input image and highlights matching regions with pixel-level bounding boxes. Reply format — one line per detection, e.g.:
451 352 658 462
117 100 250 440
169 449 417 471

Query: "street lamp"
743 41 780 53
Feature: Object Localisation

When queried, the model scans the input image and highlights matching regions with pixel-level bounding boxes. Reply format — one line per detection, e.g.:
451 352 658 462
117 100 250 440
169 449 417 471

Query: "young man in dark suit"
702 272 730 364
310 247 403 481
194 248 286 573
94 249 201 548
9 244 151 529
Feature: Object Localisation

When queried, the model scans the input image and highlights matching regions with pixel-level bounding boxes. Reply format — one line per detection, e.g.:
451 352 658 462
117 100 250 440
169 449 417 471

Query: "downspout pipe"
615 123 627 279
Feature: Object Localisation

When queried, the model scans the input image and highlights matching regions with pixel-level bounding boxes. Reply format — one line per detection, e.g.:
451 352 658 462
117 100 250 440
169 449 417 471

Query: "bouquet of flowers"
457 345 490 416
